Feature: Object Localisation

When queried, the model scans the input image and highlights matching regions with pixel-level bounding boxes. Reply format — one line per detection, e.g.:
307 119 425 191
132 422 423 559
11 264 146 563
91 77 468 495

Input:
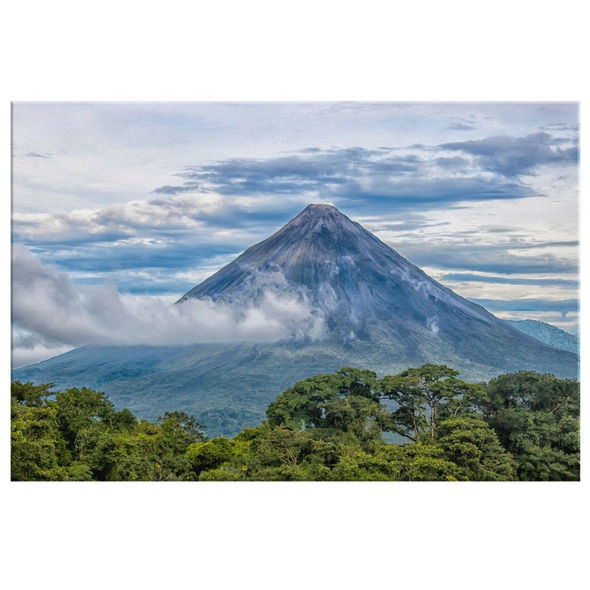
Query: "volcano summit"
176 204 577 374
13 204 579 436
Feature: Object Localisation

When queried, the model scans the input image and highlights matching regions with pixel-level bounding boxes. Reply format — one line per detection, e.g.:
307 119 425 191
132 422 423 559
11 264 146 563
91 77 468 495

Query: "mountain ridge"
506 319 579 354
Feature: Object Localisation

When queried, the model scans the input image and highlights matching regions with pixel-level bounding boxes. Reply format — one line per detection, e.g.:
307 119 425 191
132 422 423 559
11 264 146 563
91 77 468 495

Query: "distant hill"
506 320 579 354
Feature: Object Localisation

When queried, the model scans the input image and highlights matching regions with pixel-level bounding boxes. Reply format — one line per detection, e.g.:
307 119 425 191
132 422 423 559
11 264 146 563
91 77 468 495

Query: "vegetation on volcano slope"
11 364 580 481
506 319 579 354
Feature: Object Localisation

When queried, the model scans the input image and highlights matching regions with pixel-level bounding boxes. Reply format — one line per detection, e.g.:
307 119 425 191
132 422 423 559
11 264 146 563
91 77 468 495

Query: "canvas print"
11 102 580 481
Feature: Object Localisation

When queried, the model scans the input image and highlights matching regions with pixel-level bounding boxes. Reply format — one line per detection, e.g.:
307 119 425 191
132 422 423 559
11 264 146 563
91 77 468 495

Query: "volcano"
13 204 579 436
175 204 577 374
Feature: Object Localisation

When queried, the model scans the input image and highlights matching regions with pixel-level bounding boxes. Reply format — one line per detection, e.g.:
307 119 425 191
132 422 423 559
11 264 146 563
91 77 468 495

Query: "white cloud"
11 246 326 367
12 192 224 242
426 316 440 334
8 329 75 369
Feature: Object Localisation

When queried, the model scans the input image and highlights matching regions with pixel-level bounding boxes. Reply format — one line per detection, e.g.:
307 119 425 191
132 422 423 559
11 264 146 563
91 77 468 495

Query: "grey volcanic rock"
13 204 579 436
177 204 577 374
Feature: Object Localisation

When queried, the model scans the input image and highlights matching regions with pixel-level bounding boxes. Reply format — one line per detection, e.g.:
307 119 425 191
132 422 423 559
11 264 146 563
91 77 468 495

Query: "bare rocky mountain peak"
302 203 338 212
177 204 518 343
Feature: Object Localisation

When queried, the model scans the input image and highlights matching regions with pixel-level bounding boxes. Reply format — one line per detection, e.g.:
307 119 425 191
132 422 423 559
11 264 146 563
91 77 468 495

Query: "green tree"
77 417 198 481
330 441 462 481
11 381 206 481
436 416 515 481
157 411 207 453
479 371 579 481
380 364 484 441
240 427 365 481
11 380 55 407
186 437 234 475
52 386 117 456
384 442 462 481
12 400 65 480
267 367 397 444
11 388 91 481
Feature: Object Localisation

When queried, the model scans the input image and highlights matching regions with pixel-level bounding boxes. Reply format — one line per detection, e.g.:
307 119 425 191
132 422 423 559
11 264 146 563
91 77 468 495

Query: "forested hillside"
506 319 579 354
11 365 580 481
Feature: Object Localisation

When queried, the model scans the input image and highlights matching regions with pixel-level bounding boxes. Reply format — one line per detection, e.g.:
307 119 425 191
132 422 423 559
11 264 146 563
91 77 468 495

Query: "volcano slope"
13 204 579 437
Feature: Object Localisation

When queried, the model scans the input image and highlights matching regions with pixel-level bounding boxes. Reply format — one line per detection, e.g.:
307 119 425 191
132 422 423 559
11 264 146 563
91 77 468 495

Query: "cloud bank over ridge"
11 246 326 368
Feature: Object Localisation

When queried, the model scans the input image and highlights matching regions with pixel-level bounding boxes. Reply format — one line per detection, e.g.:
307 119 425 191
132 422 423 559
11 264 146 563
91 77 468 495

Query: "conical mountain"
13 204 579 437
177 204 575 373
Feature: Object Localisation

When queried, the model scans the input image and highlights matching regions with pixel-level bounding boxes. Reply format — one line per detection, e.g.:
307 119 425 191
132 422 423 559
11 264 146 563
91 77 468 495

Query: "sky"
11 102 579 367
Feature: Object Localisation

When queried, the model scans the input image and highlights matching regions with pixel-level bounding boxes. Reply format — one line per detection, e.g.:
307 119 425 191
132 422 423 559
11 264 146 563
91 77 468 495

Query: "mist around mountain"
12 204 579 437
505 319 579 354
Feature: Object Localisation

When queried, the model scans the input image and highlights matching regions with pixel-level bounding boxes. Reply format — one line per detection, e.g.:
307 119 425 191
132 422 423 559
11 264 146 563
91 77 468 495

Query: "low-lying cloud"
12 246 326 367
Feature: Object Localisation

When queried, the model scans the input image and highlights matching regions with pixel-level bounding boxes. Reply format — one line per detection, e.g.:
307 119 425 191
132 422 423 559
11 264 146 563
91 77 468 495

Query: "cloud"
435 156 470 169
447 123 476 131
399 242 578 275
24 152 51 158
333 176 534 208
180 152 357 195
360 215 451 233
11 193 322 295
470 298 579 315
11 328 74 368
153 182 201 194
441 273 579 288
441 132 578 177
426 316 440 333
171 147 537 211
12 192 226 245
539 123 579 133
11 246 327 365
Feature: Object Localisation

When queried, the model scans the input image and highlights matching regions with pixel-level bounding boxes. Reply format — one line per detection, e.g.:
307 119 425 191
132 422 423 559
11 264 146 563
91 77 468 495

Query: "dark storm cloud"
441 132 578 177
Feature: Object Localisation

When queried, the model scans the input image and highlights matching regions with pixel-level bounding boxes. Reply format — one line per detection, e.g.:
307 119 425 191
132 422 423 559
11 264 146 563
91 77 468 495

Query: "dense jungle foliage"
11 364 580 481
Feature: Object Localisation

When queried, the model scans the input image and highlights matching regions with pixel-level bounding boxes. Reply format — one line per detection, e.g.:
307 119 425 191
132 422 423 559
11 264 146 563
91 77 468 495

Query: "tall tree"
266 367 398 443
380 364 484 441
